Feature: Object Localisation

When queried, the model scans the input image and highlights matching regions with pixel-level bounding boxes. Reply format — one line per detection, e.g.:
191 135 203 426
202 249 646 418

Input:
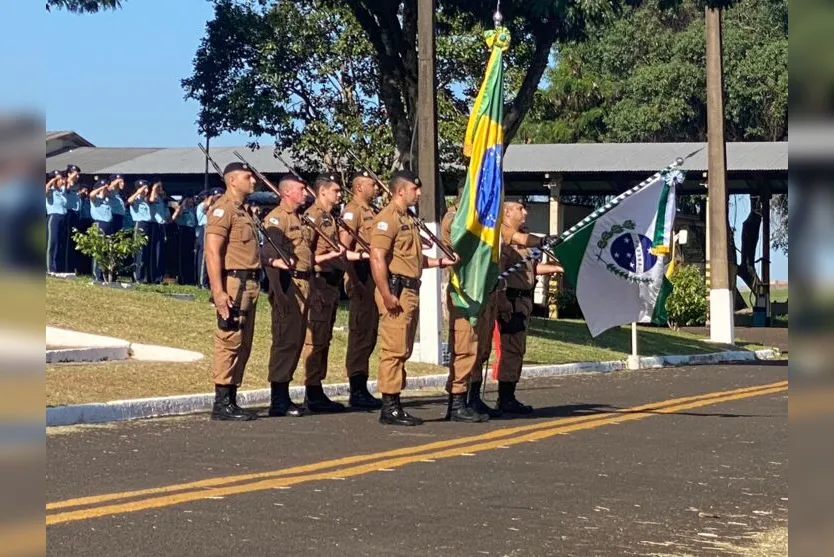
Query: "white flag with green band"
553 169 682 337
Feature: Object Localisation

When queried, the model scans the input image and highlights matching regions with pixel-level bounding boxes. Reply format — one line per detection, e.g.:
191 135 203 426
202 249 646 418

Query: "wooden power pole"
705 5 735 344
415 0 443 364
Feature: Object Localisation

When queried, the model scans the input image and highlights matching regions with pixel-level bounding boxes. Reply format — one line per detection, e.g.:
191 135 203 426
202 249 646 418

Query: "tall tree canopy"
517 0 787 144
183 0 636 173
46 0 123 12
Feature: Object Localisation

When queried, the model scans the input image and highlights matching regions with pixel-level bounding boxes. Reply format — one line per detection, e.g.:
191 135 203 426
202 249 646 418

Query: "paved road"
47 363 788 556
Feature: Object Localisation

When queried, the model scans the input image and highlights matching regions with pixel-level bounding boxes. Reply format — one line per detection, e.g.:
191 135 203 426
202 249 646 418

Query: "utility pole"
705 5 735 344
415 0 443 364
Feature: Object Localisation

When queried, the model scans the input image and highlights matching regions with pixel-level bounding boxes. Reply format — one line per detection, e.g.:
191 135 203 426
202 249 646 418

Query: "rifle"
265 150 370 253
345 148 456 260
197 143 295 269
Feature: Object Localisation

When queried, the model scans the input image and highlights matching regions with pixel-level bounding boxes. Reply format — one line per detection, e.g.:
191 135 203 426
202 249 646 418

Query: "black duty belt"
289 270 312 281
225 269 259 281
316 270 344 287
505 287 533 300
392 274 421 291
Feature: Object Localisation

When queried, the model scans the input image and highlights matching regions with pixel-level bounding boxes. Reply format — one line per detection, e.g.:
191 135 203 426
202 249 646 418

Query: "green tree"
183 0 637 173
72 227 148 283
46 0 124 12
519 0 787 295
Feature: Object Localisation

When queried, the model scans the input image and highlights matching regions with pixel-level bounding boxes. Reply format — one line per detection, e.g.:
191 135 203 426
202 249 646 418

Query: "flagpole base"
626 355 641 370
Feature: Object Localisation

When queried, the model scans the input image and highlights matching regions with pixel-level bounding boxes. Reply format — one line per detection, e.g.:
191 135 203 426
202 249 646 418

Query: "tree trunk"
737 195 763 294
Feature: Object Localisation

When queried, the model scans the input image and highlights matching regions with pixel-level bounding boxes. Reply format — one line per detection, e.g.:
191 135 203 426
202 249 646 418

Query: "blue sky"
8 1 787 280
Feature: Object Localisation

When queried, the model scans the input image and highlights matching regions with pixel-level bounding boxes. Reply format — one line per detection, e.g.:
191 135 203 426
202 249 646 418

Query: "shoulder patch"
343 212 354 221
269 217 279 225
376 221 389 232
212 208 225 218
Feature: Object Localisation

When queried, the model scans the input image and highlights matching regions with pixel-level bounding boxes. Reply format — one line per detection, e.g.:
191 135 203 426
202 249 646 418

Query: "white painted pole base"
627 322 640 370
414 221 443 365
709 288 735 345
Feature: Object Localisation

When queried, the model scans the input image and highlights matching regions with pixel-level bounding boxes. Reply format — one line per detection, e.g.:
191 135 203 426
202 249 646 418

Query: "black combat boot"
379 394 423 426
468 381 503 418
496 381 533 415
446 393 489 423
348 375 383 410
229 385 259 419
211 385 256 421
268 381 305 417
304 385 346 413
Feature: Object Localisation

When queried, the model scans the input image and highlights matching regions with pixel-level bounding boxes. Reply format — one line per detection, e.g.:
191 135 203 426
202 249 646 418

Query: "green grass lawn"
46 276 763 406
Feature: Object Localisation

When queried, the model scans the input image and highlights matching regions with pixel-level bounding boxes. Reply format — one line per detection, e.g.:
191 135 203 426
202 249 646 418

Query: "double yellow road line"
47 381 787 526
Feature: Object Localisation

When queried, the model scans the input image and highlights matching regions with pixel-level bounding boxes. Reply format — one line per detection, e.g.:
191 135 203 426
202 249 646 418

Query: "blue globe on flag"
610 233 657 275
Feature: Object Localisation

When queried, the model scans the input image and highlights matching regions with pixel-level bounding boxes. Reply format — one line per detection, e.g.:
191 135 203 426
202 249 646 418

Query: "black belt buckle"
227 270 257 281
392 274 420 292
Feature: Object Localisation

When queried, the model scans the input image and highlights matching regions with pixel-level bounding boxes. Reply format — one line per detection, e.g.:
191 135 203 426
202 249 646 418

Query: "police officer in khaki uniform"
262 175 344 417
440 198 492 422
301 173 366 412
496 201 563 414
205 162 261 421
339 171 382 409
370 170 457 426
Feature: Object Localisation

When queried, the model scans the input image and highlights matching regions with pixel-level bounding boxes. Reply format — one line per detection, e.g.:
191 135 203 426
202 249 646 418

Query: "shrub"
665 264 708 328
72 226 147 283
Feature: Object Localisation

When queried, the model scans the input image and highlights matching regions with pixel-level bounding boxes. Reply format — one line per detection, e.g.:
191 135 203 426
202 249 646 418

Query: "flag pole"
628 322 640 370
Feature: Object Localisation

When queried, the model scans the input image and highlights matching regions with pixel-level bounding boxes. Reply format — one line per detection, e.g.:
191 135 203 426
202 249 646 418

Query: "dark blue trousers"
46 213 66 273
133 221 152 283
177 225 196 285
194 226 207 288
91 220 113 281
149 222 166 284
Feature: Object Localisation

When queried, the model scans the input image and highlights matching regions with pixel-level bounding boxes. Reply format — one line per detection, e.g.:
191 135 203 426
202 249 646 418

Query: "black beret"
66 164 80 173
108 174 123 182
50 169 62 177
210 187 225 195
223 162 250 175
134 179 149 188
391 169 421 186
315 172 341 186
95 178 109 187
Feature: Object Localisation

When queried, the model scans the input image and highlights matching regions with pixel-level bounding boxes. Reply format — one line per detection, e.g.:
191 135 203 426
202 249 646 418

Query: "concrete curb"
46 348 780 427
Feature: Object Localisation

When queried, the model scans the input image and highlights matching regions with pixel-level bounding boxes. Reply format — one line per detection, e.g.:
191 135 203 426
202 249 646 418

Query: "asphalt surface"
47 362 788 556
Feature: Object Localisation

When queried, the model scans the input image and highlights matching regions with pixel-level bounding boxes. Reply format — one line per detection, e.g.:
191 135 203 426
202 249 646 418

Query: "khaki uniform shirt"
440 205 457 247
501 224 536 290
204 193 260 271
305 200 342 273
341 198 375 247
370 202 422 279
263 204 313 272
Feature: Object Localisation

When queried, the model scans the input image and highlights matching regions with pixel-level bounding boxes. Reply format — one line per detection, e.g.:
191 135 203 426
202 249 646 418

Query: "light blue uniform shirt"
79 197 91 220
45 187 67 215
130 197 152 223
90 193 113 222
196 203 208 227
109 194 126 216
151 199 169 224
175 207 197 228
65 186 81 213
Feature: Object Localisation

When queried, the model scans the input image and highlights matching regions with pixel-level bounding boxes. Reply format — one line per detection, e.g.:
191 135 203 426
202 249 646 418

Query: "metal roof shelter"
46 140 787 197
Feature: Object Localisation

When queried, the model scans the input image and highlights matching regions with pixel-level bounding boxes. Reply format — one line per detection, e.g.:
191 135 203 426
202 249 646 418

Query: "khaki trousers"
300 279 340 386
446 290 499 393
497 296 533 383
345 275 379 378
212 275 260 386
375 287 419 395
267 278 311 383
